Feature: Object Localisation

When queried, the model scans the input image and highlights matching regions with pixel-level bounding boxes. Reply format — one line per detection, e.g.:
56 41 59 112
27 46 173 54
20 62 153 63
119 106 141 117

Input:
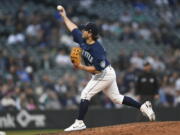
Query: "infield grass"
5 129 62 135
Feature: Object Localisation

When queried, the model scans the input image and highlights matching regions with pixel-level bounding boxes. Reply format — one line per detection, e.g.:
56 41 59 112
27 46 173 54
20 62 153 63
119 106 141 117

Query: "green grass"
5 129 62 135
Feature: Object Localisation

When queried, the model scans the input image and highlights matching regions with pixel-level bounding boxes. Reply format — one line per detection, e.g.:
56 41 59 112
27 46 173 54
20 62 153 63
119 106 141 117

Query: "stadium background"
0 0 180 135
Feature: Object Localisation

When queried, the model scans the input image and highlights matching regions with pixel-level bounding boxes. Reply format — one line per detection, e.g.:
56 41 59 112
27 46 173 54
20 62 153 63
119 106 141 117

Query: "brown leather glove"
70 47 82 65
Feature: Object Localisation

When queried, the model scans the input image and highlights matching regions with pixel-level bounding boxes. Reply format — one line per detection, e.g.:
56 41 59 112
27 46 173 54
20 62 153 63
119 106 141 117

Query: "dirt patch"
39 121 180 135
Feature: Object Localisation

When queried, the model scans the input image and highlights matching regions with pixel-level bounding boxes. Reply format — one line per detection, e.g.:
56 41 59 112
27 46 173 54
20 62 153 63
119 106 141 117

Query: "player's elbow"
69 26 78 32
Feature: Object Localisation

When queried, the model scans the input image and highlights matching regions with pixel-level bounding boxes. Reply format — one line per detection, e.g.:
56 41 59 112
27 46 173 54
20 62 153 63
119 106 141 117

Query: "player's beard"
82 31 90 39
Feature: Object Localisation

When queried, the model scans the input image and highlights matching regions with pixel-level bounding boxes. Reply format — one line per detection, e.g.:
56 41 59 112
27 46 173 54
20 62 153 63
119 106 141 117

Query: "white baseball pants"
81 66 124 104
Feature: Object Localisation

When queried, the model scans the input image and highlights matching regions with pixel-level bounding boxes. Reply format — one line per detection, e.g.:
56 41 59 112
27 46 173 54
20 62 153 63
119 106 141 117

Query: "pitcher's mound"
40 121 180 135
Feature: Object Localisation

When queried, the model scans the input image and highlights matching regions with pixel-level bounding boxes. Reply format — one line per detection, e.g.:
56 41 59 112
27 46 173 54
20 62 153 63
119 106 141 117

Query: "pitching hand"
57 6 66 18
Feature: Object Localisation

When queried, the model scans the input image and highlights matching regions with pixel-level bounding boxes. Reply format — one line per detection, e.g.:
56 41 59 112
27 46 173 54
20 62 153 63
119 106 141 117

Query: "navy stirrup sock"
77 99 90 120
77 97 141 120
122 96 142 109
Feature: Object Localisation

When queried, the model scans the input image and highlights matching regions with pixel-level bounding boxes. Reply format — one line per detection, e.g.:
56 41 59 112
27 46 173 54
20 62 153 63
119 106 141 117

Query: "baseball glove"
70 47 82 65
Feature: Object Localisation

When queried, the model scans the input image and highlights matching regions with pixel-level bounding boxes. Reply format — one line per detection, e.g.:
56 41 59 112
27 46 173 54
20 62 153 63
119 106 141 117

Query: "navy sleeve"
71 29 88 50
93 58 106 71
71 29 84 44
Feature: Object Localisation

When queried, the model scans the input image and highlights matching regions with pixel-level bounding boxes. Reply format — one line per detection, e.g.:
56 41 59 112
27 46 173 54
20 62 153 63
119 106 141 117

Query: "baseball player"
58 6 156 132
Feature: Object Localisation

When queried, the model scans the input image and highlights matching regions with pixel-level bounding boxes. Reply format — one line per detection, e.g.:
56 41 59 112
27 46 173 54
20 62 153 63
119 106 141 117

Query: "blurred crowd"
0 0 180 111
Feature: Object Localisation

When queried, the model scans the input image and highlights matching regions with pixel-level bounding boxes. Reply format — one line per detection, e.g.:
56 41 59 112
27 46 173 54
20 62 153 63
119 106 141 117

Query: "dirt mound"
40 121 180 135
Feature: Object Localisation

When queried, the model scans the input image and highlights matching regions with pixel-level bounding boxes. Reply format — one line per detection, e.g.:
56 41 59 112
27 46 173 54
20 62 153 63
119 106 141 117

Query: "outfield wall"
0 107 179 130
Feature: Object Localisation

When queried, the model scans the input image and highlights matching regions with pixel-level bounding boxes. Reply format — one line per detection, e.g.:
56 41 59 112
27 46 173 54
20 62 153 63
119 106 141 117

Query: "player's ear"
88 31 92 36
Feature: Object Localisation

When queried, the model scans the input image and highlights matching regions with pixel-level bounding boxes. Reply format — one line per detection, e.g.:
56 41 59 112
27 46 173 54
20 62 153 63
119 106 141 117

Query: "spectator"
7 32 25 45
80 0 93 9
155 0 169 7
55 50 71 66
1 94 16 111
41 75 55 90
123 66 136 94
27 98 37 110
115 49 129 71
60 34 74 47
40 54 54 70
120 11 132 23
133 9 147 23
130 52 144 70
109 22 123 37
175 75 180 106
45 90 61 110
160 76 175 106
119 25 136 41
16 67 32 82
137 23 152 40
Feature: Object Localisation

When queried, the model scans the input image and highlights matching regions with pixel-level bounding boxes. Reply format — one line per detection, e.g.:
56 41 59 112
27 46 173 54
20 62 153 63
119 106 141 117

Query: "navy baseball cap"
79 22 98 36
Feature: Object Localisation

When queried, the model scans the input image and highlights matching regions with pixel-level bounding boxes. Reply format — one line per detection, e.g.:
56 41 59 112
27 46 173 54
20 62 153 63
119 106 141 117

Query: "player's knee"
80 91 92 100
80 95 91 100
112 98 122 104
111 95 124 104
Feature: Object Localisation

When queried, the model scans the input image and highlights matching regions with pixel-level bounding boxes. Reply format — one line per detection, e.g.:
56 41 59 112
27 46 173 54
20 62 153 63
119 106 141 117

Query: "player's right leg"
103 68 156 121
103 81 156 121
